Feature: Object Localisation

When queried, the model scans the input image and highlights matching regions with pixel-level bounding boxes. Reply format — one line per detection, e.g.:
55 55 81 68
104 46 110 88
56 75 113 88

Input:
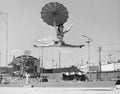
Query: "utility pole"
98 47 102 73
86 40 91 66
0 11 8 67
41 47 43 73
59 49 61 68
97 46 102 80
81 35 93 72
33 45 44 76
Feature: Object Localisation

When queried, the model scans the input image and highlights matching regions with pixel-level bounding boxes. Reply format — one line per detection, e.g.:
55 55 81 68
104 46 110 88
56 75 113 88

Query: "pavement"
0 87 120 94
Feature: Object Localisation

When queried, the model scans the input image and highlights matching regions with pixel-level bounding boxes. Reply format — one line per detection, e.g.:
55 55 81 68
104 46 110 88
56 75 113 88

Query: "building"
43 65 82 73
9 55 39 76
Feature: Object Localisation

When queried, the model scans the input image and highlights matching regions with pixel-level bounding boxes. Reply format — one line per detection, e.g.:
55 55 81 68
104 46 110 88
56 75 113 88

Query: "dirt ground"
0 77 119 94
0 77 116 88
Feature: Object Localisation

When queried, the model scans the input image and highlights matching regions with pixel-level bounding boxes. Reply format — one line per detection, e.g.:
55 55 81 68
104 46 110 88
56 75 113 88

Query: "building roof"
9 55 39 65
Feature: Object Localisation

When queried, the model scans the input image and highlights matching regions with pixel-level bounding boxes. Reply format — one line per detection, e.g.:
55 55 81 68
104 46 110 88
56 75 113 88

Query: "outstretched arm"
64 24 73 34
62 43 85 48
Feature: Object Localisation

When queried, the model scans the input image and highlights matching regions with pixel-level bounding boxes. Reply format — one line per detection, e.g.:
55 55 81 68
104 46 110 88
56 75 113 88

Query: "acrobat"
54 24 85 48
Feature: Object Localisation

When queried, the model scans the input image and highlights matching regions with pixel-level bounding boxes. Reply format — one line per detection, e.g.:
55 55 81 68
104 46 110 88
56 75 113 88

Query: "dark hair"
58 24 64 32
58 24 63 27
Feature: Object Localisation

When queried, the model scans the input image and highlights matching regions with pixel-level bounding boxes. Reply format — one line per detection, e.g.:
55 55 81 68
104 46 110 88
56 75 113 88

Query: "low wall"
87 71 120 81
42 71 120 82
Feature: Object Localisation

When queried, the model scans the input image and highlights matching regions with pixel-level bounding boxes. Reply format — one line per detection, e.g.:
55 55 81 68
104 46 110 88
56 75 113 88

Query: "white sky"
0 0 120 68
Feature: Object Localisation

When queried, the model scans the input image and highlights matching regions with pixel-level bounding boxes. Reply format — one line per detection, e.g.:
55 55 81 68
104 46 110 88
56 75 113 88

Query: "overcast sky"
0 0 120 68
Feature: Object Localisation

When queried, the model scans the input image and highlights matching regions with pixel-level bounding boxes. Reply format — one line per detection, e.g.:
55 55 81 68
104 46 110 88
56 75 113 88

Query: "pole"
41 47 43 73
87 41 91 66
98 46 102 80
59 49 61 68
98 47 102 73
81 35 93 72
39 47 41 76
0 11 8 67
86 41 90 72
6 14 8 67
113 53 115 71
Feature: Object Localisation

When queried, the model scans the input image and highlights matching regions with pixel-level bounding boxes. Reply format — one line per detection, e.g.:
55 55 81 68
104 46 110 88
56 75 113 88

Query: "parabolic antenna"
41 2 69 26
